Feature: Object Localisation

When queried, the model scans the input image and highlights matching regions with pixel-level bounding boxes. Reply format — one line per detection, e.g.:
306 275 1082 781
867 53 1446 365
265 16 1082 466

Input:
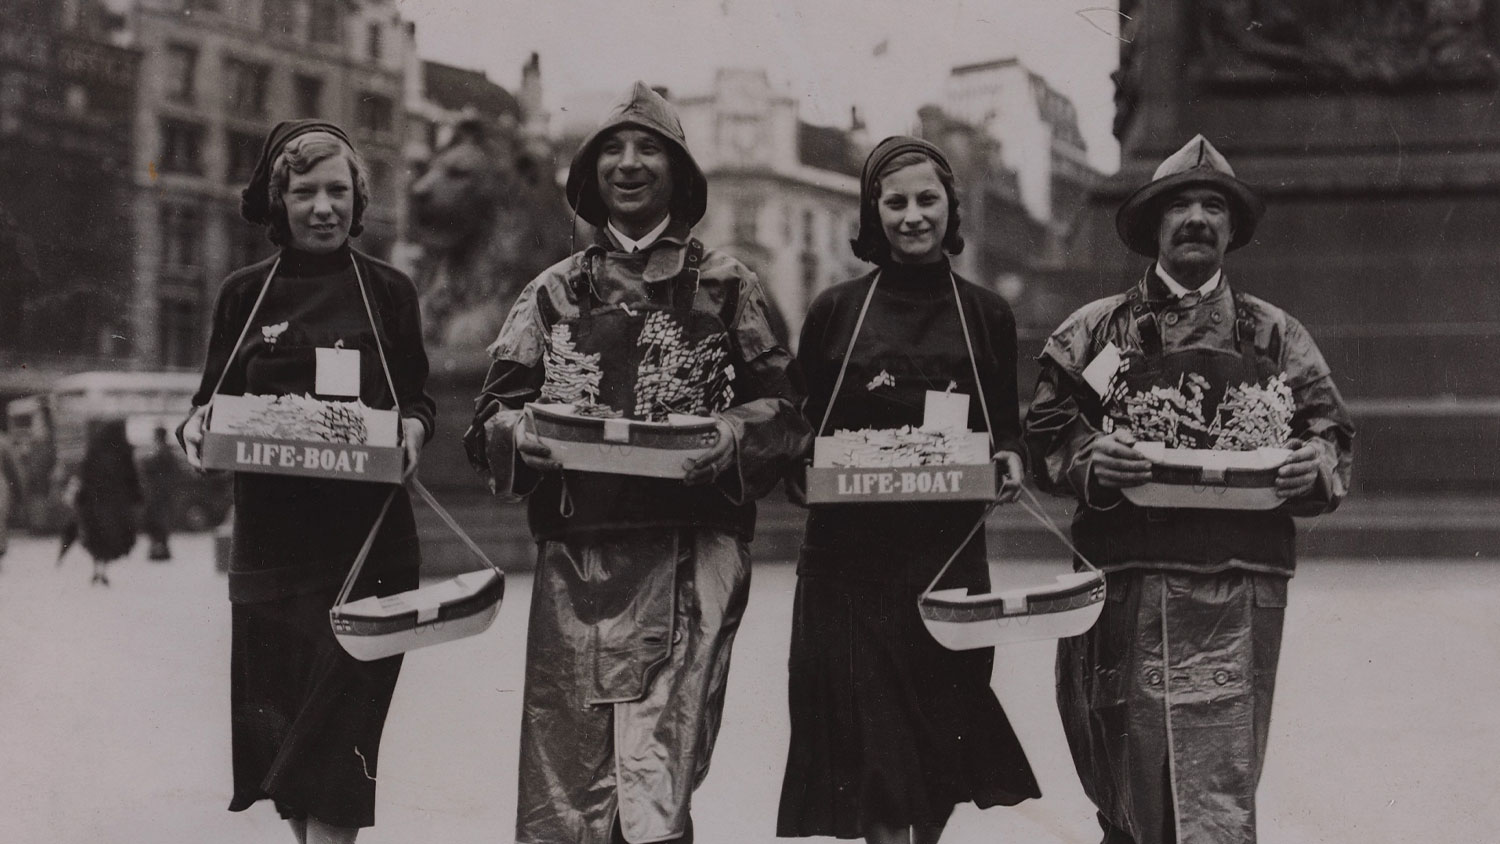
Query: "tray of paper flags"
1103 372 1300 510
1121 442 1291 510
806 390 996 504
201 393 405 483
524 402 722 479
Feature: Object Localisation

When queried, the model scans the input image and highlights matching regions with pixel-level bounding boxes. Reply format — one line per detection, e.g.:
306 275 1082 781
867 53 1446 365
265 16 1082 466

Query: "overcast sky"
396 0 1124 172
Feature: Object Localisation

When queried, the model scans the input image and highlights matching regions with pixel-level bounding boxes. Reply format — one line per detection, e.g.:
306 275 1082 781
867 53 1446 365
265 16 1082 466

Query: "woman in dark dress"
178 120 434 844
777 137 1040 844
76 418 141 585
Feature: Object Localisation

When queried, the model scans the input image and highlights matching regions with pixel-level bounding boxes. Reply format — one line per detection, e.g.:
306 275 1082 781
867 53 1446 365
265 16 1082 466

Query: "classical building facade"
674 69 865 345
63 0 414 370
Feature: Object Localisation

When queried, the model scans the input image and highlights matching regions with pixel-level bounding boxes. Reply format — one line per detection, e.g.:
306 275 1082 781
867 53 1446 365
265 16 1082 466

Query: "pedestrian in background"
139 426 181 561
179 119 434 844
777 137 1040 844
75 419 141 586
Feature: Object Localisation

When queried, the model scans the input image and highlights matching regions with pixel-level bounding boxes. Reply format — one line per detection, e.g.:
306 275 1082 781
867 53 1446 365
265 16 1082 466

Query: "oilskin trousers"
1057 570 1286 844
516 528 750 844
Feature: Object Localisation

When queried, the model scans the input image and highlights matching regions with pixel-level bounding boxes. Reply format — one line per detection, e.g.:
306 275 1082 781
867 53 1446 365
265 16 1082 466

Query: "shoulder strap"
671 238 705 310
204 258 281 407
350 254 403 424
949 273 996 450
816 273 881 437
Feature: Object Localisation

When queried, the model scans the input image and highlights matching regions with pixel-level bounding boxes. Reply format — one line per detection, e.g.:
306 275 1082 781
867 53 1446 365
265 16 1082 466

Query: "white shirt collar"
1154 263 1222 298
607 216 672 253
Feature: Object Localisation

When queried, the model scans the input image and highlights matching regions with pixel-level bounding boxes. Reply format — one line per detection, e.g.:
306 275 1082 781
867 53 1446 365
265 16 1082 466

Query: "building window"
732 199 759 245
158 296 201 369
294 74 323 117
159 119 204 174
160 203 203 271
367 22 383 62
262 0 296 37
800 251 819 300
361 159 389 204
309 0 343 45
163 44 196 103
226 131 261 185
226 211 268 269
224 57 269 118
356 92 393 133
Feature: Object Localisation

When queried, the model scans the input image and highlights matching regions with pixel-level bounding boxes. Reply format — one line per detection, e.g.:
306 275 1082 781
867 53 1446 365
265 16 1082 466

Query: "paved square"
1 534 1494 843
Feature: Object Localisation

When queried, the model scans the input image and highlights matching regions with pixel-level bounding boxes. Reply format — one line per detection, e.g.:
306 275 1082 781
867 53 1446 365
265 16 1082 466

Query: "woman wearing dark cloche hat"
178 119 435 843
777 136 1040 844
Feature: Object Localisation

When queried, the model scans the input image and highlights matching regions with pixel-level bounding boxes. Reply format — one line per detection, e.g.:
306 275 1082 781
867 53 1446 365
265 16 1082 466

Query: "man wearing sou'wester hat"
1024 135 1354 843
464 81 810 844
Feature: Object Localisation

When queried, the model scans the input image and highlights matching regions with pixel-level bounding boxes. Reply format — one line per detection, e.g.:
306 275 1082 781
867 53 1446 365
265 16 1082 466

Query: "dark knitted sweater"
190 244 435 601
797 259 1023 584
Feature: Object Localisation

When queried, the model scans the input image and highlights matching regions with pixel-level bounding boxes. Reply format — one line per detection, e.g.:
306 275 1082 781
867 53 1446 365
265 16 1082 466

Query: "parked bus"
5 371 230 532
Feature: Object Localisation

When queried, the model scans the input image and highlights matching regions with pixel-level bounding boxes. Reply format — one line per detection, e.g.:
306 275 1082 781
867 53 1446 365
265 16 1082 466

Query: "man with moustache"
1024 136 1353 844
464 81 809 844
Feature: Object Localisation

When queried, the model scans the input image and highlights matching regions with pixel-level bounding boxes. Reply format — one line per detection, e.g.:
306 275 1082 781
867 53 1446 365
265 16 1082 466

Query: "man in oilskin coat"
1024 135 1354 844
465 81 810 844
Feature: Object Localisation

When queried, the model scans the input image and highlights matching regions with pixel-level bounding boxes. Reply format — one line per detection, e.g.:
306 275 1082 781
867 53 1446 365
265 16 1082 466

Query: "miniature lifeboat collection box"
1122 442 1292 510
526 402 720 479
804 429 996 503
201 393 406 483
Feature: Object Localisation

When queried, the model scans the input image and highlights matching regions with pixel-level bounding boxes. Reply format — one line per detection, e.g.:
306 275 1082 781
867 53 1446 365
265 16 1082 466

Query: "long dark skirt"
228 564 415 828
777 572 1041 838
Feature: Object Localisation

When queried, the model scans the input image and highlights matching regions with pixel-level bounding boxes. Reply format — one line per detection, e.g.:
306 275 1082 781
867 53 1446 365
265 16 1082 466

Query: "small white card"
1082 342 1124 398
922 389 970 432
315 347 361 397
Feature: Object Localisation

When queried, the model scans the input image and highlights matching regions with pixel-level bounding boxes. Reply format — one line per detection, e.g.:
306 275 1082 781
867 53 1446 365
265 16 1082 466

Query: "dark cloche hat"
1115 134 1264 257
239 119 357 228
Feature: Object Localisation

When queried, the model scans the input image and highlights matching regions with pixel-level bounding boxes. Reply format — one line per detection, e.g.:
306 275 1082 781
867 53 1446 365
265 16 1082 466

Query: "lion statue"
408 116 572 350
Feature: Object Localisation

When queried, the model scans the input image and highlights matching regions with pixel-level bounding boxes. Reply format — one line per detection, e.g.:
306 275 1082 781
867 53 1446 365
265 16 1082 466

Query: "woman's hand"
682 418 735 486
401 417 426 479
993 449 1025 504
180 406 208 470
514 414 562 473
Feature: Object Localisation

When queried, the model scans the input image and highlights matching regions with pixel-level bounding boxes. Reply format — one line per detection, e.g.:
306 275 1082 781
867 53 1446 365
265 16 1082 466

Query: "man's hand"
994 449 1024 504
515 414 562 473
1275 439 1321 499
682 418 735 487
1090 430 1153 488
181 406 207 470
402 417 426 479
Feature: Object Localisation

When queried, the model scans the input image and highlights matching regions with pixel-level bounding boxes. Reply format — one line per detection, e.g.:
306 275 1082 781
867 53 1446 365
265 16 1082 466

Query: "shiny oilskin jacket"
1025 270 1354 843
1026 270 1354 563
469 224 810 844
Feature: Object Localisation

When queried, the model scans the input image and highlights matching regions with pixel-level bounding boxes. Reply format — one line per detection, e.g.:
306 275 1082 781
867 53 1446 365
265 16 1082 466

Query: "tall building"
67 0 414 370
674 69 865 344
943 58 1098 236
914 105 1045 305
0 0 139 389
